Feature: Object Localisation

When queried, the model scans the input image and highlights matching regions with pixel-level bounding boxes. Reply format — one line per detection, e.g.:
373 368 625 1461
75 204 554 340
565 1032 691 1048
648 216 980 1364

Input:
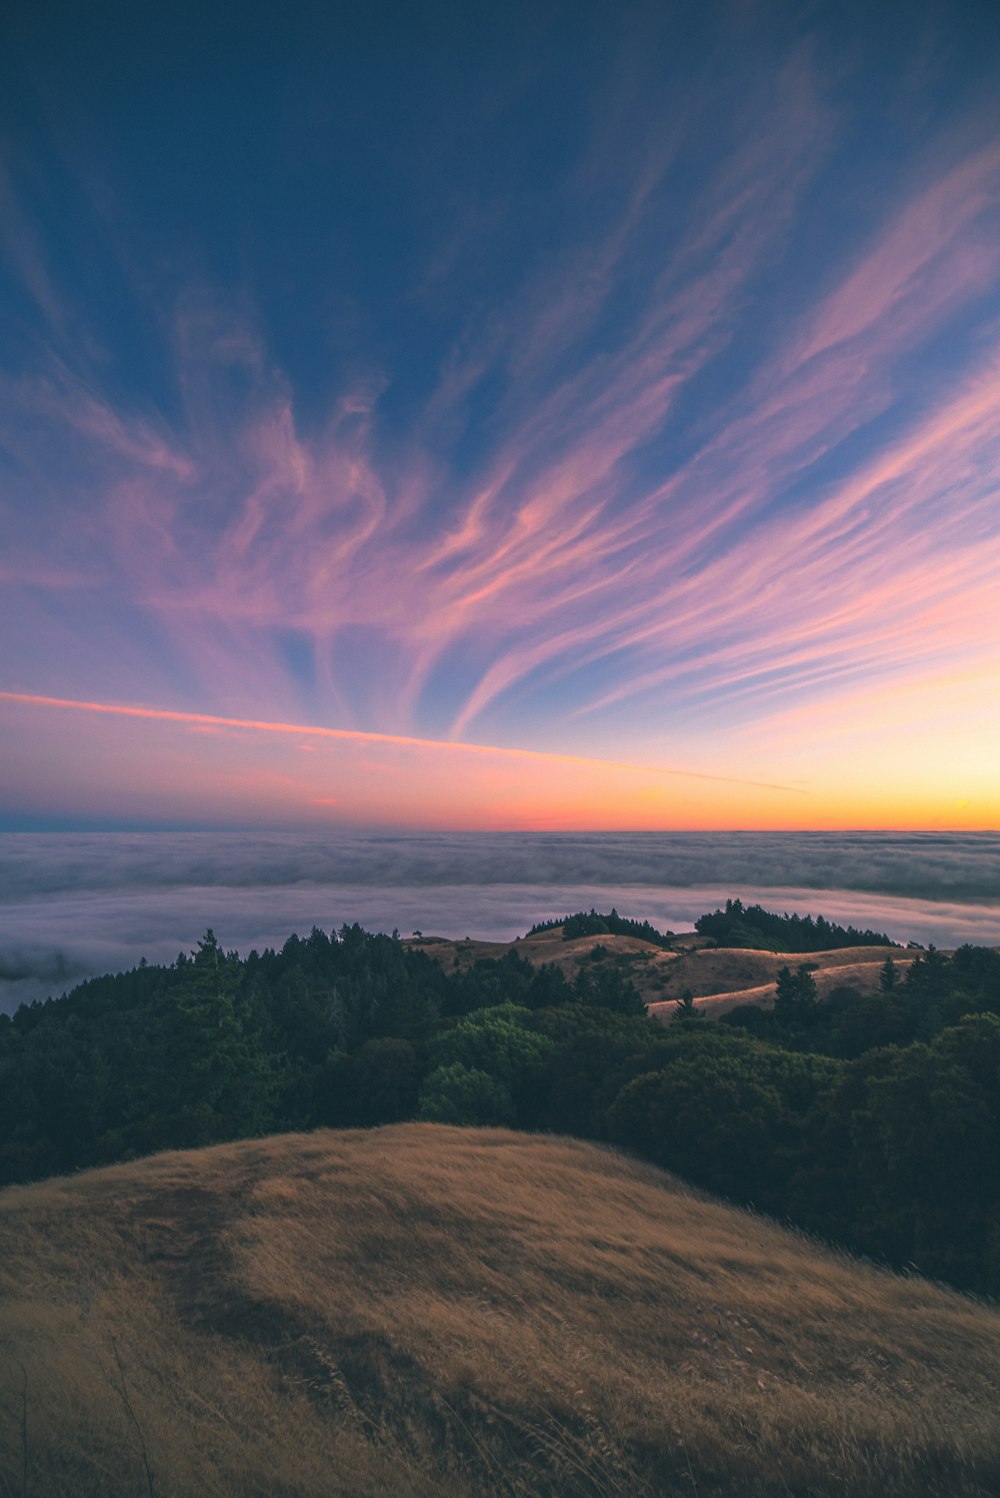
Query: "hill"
2 1125 999 1497
409 927 913 1012
645 944 918 1017
693 899 894 952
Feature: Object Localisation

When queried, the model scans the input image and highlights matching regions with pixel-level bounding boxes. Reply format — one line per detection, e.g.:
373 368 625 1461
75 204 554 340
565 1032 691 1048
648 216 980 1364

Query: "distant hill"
414 925 915 1011
2 1125 999 1497
526 909 675 947
694 898 895 951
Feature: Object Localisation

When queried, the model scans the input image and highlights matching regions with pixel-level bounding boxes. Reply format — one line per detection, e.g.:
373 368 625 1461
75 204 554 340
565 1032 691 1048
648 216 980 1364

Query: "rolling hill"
2 1125 999 1497
408 925 915 1014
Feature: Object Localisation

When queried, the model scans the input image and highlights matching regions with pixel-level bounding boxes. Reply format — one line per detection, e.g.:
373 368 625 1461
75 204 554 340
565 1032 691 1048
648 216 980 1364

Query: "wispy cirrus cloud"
1 3 999 828
574 349 1000 721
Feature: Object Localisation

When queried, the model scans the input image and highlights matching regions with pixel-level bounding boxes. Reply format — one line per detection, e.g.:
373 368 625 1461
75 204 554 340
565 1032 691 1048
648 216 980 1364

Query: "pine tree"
141 931 281 1149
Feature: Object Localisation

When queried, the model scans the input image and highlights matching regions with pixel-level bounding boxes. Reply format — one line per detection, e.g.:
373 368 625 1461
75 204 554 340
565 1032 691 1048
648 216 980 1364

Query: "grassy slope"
410 927 915 1013
2 1127 999 1497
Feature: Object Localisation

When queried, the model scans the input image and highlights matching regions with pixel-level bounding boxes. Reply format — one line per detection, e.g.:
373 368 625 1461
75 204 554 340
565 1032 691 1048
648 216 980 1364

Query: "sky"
2 0 999 832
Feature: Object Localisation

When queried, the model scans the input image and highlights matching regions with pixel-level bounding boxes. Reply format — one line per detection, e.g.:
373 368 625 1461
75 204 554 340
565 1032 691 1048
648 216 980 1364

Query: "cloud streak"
1 4 999 827
0 691 799 792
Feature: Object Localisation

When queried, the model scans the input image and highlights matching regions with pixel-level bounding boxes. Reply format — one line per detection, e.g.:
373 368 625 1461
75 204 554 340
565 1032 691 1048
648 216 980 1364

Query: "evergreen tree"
774 963 818 1020
136 931 281 1150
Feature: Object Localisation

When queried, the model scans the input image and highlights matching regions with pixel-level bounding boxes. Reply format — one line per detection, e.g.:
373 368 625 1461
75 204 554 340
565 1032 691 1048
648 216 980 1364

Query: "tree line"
1 916 998 1294
695 897 895 951
527 909 676 947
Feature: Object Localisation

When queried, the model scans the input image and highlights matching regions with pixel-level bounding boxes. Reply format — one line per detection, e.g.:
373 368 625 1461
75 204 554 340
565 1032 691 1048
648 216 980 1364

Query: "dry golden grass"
409 928 919 1012
2 1126 999 1496
404 929 667 981
406 936 513 971
646 954 923 1020
649 945 917 1008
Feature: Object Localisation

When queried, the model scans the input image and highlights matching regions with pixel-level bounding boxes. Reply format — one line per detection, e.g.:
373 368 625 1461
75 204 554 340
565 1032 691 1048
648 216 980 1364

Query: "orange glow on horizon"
1 688 997 832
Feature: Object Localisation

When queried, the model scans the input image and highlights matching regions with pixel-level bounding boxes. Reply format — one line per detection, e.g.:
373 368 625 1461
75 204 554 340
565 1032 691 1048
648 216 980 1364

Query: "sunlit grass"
2 1126 999 1495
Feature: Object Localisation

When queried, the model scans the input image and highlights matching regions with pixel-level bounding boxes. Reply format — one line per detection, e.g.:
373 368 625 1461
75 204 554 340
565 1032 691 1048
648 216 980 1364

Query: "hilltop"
2 1125 999 1497
407 924 915 1014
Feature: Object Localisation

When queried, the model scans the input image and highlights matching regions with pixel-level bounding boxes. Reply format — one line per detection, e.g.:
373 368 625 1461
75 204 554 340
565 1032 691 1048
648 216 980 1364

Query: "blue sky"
2 0 1000 829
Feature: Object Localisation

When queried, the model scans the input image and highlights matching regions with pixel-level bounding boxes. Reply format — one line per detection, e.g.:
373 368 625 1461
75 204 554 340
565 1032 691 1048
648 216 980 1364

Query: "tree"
138 931 281 1150
529 1004 663 1137
607 1029 838 1212
345 1037 421 1126
879 957 899 993
774 963 818 1020
850 1016 1000 1290
418 1064 514 1126
423 1003 553 1126
573 962 645 1016
672 990 701 1021
608 1045 783 1204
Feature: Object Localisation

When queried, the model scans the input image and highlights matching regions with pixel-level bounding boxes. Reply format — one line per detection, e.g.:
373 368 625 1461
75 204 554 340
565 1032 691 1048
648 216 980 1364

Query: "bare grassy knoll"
409 929 681 1002
646 946 918 1019
2 1126 999 1497
410 928 914 1013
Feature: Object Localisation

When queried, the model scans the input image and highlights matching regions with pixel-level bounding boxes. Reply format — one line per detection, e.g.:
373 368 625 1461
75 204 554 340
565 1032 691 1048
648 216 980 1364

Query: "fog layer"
2 832 998 1013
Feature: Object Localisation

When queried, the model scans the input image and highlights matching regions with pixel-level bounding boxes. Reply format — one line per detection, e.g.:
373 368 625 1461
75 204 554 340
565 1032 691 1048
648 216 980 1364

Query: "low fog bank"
2 829 1000 903
2 867 998 1015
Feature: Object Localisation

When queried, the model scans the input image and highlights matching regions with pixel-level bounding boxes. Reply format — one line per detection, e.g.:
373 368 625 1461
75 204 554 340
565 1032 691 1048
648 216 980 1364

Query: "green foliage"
418 1064 514 1125
879 956 899 993
128 931 283 1151
845 1015 1000 1290
672 990 700 1020
572 961 646 1015
607 1029 840 1211
695 898 893 952
722 938 1000 1060
445 950 572 1016
773 963 818 1019
526 909 674 948
425 1003 553 1126
315 1038 421 1128
528 1004 664 1137
3 914 1000 1295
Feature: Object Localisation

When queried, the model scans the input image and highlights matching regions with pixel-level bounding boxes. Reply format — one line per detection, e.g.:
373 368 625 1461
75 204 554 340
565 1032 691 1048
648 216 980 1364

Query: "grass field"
409 928 916 1013
2 1125 999 1496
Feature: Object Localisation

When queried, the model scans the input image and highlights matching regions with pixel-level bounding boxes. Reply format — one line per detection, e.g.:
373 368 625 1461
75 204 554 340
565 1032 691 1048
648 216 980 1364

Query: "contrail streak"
0 691 804 794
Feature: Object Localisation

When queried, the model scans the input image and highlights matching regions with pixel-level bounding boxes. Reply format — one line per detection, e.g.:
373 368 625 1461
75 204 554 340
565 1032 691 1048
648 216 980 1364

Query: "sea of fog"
1 830 999 1014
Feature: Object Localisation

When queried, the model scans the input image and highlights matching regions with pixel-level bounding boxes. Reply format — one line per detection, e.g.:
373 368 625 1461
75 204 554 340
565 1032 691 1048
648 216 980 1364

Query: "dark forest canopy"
527 900 895 951
1 918 999 1295
526 909 675 947
694 898 895 951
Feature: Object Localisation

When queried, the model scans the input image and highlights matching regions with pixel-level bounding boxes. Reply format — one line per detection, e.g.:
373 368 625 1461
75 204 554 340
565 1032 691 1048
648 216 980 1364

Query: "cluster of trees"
695 898 895 951
1 918 999 1294
725 947 1000 1056
0 926 643 1181
608 1009 1000 1294
527 909 675 947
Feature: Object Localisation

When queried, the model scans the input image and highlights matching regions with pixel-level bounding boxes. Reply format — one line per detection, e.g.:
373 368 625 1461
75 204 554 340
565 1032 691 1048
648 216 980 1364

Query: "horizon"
2 819 999 835
3 827 998 1013
3 1 1000 831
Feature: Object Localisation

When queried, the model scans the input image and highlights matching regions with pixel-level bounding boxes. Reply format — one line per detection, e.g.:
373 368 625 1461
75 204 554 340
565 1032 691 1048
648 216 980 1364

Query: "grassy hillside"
2 1126 999 1497
409 927 915 1011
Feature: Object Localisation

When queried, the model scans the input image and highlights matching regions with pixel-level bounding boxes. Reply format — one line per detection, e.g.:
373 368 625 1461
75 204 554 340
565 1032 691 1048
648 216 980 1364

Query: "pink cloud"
3 66 999 784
